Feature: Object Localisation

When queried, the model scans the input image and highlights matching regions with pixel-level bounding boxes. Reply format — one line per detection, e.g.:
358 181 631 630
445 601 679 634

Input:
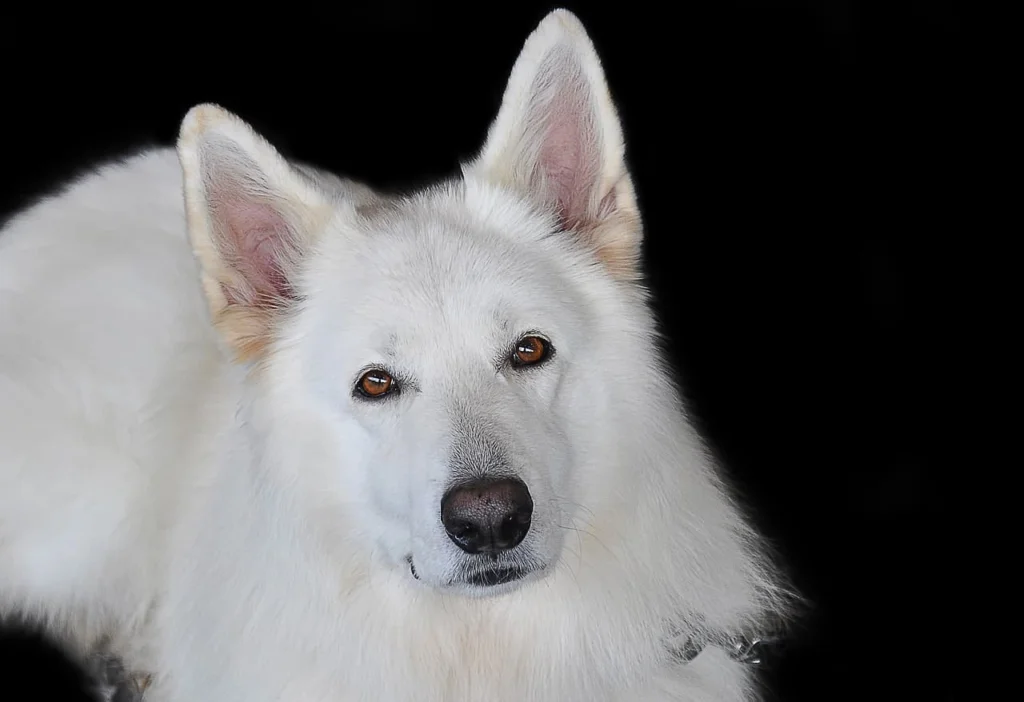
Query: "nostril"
448 519 477 539
497 514 525 542
504 513 528 532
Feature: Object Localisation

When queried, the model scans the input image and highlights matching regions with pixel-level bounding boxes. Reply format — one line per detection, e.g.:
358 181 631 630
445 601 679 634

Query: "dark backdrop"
0 2 965 700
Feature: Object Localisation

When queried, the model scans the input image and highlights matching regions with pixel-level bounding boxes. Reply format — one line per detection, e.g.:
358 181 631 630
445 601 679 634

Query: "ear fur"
177 104 334 362
468 10 642 280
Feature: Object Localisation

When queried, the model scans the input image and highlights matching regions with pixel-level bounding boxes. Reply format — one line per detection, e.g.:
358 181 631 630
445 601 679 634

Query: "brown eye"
356 369 395 399
512 335 551 367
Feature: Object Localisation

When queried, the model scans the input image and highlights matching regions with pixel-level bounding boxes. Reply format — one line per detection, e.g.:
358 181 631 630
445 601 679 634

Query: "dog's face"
297 191 596 594
177 10 642 597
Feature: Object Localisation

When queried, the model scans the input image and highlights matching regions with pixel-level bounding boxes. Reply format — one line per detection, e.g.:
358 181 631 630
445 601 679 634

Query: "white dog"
0 9 792 701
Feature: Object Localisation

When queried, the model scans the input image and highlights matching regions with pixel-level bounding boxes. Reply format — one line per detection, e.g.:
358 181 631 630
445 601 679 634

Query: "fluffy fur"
0 10 791 701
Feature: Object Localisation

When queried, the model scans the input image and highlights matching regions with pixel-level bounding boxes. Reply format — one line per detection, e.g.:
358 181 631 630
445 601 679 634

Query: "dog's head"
177 10 645 597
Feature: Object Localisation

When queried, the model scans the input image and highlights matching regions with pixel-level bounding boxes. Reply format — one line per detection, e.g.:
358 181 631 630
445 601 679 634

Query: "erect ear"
177 104 334 362
467 10 642 281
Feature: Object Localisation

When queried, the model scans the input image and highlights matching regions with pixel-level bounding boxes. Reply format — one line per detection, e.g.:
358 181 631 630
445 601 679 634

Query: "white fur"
0 10 790 701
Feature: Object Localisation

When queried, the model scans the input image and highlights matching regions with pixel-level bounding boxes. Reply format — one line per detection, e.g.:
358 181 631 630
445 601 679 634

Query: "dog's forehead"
303 190 586 361
323 192 560 310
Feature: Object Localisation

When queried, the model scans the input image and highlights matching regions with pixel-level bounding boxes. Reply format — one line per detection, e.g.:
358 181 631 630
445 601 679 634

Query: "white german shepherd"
0 9 792 701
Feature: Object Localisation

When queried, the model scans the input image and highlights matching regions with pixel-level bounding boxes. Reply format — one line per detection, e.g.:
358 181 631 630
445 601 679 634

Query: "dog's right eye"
355 369 396 399
511 335 553 369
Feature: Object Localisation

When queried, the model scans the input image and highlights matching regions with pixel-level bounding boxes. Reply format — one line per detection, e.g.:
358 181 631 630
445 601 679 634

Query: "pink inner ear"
534 57 601 230
213 194 295 305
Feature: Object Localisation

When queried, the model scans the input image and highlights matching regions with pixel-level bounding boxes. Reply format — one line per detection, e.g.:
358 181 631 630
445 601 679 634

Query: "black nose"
440 478 533 554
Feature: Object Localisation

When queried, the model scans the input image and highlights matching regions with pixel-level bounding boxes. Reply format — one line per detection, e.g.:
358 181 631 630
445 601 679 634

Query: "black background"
0 2 965 700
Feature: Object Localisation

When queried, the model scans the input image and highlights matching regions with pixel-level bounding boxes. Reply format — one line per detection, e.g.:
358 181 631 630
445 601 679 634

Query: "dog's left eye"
355 369 396 399
511 335 553 368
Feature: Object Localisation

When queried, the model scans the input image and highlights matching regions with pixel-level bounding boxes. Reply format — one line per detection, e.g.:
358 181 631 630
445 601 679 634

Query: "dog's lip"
463 566 528 587
406 557 537 588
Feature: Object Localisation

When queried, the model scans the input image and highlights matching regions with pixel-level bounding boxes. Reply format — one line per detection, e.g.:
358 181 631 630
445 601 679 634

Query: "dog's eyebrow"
485 301 512 332
381 333 400 360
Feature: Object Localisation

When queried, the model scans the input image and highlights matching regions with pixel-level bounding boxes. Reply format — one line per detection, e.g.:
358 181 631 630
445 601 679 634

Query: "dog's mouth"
464 566 527 587
406 556 533 589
